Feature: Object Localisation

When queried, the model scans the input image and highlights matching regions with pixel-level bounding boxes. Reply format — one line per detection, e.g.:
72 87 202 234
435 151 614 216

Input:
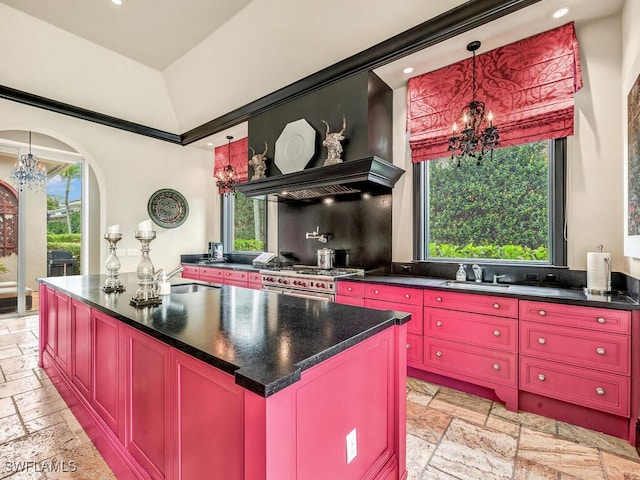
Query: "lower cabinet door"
44 286 57 357
172 350 244 480
92 311 121 436
424 338 517 387
125 328 171 480
54 291 71 376
520 356 630 416
71 299 92 399
406 333 423 365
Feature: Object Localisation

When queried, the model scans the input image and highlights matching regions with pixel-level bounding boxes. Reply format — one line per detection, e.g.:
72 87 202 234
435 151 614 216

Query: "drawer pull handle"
493 363 500 371
596 347 606 355
537 337 546 345
596 387 605 396
597 317 606 324
374 290 379 295
539 310 546 316
436 297 442 302
493 329 501 337
436 351 443 357
493 303 500 309
347 287 352 292
538 374 546 381
405 293 410 299
436 321 443 327
406 344 411 349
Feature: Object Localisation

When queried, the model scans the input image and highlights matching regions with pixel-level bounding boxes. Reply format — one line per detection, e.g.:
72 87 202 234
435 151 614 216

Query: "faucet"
493 274 507 284
156 266 184 295
471 264 483 283
305 226 330 243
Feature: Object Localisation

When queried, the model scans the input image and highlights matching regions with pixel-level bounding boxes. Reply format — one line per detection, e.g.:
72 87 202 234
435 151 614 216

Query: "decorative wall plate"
274 119 316 174
148 189 189 229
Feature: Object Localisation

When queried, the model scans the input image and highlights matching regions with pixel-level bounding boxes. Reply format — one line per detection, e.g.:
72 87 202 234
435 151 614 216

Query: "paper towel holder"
584 244 613 296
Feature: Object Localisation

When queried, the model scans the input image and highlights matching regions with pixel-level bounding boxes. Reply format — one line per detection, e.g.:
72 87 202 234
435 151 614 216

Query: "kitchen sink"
170 283 219 294
440 280 510 290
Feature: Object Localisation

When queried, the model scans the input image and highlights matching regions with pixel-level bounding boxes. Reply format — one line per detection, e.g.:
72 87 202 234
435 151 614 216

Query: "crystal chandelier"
10 131 47 191
447 41 499 166
216 135 237 195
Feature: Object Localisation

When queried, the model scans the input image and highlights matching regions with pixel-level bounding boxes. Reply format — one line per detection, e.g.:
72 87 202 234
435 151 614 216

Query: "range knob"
277 279 283 283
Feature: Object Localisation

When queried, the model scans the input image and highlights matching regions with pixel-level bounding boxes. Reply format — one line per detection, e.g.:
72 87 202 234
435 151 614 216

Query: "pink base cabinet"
39 288 408 480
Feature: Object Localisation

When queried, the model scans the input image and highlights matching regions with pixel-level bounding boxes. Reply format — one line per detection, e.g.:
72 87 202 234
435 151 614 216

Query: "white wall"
392 14 628 273
0 99 218 275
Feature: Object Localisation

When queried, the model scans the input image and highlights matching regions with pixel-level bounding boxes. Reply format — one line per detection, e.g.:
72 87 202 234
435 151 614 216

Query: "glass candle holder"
102 232 125 293
130 230 162 307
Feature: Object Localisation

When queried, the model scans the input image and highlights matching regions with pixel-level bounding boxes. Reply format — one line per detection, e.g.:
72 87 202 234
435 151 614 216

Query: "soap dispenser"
456 264 467 282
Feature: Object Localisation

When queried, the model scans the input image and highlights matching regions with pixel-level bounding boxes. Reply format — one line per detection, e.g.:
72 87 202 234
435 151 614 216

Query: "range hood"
235 156 404 200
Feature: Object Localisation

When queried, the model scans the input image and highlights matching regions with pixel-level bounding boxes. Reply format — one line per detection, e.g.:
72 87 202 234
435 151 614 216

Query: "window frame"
413 137 567 266
221 192 268 253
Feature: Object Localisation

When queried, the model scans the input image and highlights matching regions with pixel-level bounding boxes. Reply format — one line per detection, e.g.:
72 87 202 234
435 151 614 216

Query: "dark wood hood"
234 156 404 200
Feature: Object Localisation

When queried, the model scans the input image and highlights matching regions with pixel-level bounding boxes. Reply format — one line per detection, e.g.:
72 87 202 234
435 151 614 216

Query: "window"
415 138 566 265
222 191 266 252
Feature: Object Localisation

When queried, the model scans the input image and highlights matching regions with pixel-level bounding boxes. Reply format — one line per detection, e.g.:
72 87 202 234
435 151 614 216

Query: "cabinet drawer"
424 289 517 318
365 299 423 335
364 284 423 306
406 333 423 365
223 270 248 282
336 295 365 307
424 307 517 353
423 338 517 387
519 301 630 334
181 265 200 280
337 281 365 298
247 272 262 285
200 268 224 282
519 321 630 375
520 357 629 416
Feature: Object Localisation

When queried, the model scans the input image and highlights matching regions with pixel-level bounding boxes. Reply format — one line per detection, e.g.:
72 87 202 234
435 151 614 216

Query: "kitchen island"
38 273 410 480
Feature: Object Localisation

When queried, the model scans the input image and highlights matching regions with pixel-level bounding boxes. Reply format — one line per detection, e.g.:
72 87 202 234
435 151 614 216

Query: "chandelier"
447 41 499 166
10 131 47 191
216 135 237 195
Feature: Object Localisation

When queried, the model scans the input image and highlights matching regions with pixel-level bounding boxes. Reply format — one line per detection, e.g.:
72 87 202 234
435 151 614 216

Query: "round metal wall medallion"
147 189 189 229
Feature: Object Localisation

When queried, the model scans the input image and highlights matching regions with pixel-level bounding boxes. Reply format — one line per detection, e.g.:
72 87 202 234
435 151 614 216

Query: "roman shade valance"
214 137 248 194
407 22 583 163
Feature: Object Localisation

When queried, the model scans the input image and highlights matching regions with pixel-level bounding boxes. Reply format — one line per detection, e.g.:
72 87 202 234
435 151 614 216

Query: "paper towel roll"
586 252 611 293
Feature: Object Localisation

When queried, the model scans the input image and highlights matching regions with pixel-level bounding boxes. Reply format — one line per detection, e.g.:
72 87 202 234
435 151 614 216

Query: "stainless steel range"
260 266 363 301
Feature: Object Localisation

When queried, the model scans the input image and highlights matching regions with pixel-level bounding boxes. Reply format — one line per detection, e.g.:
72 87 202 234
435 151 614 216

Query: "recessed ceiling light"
403 67 414 74
207 142 213 146
552 7 569 19
112 0 122 5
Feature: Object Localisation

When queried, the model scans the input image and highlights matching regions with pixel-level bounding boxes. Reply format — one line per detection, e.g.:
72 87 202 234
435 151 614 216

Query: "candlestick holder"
130 230 162 307
102 232 125 293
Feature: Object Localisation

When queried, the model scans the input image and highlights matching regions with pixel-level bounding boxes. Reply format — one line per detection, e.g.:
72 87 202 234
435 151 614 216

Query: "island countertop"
39 273 410 397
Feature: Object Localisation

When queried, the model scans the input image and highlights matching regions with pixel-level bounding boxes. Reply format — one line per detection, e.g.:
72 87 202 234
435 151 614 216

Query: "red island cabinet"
54 290 72 377
70 299 92 400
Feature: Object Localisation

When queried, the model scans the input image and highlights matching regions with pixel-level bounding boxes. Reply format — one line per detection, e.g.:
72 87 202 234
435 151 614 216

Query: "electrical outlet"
346 428 357 464
128 248 140 257
400 265 412 273
116 248 125 257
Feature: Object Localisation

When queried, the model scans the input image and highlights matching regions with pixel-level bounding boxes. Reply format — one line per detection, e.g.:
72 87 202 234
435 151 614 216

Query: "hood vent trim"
235 156 404 200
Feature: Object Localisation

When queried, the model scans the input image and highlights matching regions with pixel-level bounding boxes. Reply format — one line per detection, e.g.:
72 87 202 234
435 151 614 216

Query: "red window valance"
214 137 248 194
407 22 583 162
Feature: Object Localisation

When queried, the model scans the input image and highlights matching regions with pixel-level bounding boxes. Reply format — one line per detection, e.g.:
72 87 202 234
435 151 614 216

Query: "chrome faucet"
471 264 483 283
155 266 184 295
493 274 507 284
305 226 330 243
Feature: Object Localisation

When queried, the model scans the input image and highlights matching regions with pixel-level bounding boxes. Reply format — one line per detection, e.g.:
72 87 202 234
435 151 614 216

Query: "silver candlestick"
130 230 162 307
102 232 125 293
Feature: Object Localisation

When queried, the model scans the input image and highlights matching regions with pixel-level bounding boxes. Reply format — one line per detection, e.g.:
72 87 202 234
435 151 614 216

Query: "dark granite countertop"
39 273 409 397
340 274 640 310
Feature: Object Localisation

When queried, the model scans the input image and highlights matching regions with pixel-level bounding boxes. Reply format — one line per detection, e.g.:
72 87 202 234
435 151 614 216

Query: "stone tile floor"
1 314 640 479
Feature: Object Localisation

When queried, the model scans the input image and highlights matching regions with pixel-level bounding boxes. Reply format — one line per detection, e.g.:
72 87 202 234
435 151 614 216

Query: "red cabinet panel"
520 321 630 375
424 337 517 387
200 267 225 283
44 286 57 357
337 281 365 298
424 307 517 353
172 350 244 480
406 333 423 365
366 298 423 335
180 265 200 280
71 299 92 399
423 290 518 318
54 291 71 376
92 310 121 436
247 272 263 290
520 356 630 416
125 328 171 479
336 295 365 307
365 284 422 306
519 300 630 334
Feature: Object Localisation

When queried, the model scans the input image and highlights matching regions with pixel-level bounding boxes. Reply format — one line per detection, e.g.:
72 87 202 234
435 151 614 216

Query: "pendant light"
216 135 237 195
10 131 47 191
